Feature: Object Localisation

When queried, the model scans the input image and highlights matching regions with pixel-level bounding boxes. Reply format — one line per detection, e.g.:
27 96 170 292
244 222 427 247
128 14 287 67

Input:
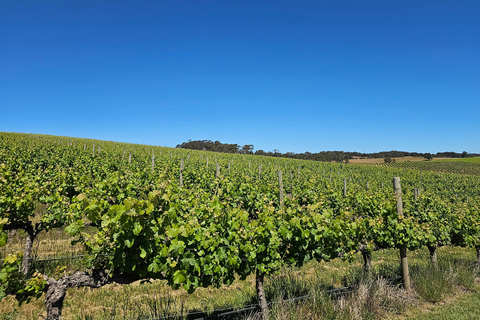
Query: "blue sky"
1 0 479 153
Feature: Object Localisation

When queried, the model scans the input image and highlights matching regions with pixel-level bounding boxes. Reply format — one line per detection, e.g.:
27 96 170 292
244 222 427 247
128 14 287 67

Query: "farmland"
370 157 480 176
1 132 480 320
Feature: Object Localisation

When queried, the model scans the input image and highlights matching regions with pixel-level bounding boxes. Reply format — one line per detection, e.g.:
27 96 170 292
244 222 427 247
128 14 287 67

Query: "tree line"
176 140 254 154
176 140 479 162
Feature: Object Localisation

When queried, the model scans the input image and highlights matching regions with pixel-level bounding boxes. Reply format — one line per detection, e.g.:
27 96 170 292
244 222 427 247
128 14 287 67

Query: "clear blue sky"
1 0 479 154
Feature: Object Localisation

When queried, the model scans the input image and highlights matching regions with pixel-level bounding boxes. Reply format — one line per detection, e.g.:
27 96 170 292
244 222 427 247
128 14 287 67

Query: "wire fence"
1 228 85 260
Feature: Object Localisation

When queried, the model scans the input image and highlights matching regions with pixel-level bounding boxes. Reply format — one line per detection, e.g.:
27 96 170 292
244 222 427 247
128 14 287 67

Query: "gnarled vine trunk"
44 270 109 320
362 250 372 276
427 244 438 270
256 270 269 320
21 225 37 275
476 246 480 269
359 244 372 276
4 222 39 276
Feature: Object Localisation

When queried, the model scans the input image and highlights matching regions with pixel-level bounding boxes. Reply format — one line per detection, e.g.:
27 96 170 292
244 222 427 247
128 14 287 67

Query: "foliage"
1 132 480 317
0 253 47 304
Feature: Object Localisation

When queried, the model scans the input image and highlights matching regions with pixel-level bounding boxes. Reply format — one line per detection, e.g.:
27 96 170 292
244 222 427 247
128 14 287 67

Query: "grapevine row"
1 132 479 319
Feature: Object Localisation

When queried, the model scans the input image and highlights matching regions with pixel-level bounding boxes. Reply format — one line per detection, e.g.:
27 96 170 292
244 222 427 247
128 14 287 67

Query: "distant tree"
178 140 248 154
384 156 392 163
255 149 266 156
424 153 434 161
436 151 463 158
241 145 254 154
462 151 468 158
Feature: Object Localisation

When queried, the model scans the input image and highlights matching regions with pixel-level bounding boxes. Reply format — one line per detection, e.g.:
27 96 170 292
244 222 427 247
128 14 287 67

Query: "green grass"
409 288 480 320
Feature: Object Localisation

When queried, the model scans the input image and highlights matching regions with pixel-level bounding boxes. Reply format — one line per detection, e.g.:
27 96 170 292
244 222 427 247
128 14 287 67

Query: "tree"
241 144 254 154
255 149 266 156
424 153 434 161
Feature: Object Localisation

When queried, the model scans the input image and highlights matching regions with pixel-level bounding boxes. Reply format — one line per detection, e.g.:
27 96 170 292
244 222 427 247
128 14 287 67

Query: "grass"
245 272 415 320
349 156 428 164
410 259 476 303
244 247 479 320
418 291 480 320
1 244 479 319
399 285 480 320
370 159 480 176
349 157 480 166
1 228 85 261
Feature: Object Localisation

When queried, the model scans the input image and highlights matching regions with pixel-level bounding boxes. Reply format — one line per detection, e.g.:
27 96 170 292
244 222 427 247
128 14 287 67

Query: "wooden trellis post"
393 177 411 290
278 170 284 209
180 158 184 187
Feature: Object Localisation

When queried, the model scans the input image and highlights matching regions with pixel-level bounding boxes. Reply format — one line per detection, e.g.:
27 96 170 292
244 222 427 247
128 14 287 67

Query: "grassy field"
401 285 480 320
350 156 480 167
349 156 428 164
368 157 480 176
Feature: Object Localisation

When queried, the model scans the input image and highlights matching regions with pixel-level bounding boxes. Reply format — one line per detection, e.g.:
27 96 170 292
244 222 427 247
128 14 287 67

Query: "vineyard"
1 132 480 320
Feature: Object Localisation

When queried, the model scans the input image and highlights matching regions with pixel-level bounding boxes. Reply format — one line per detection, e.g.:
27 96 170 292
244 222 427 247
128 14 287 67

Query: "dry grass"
1 207 85 260
244 277 416 320
1 229 85 260
1 247 477 320
348 157 451 164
